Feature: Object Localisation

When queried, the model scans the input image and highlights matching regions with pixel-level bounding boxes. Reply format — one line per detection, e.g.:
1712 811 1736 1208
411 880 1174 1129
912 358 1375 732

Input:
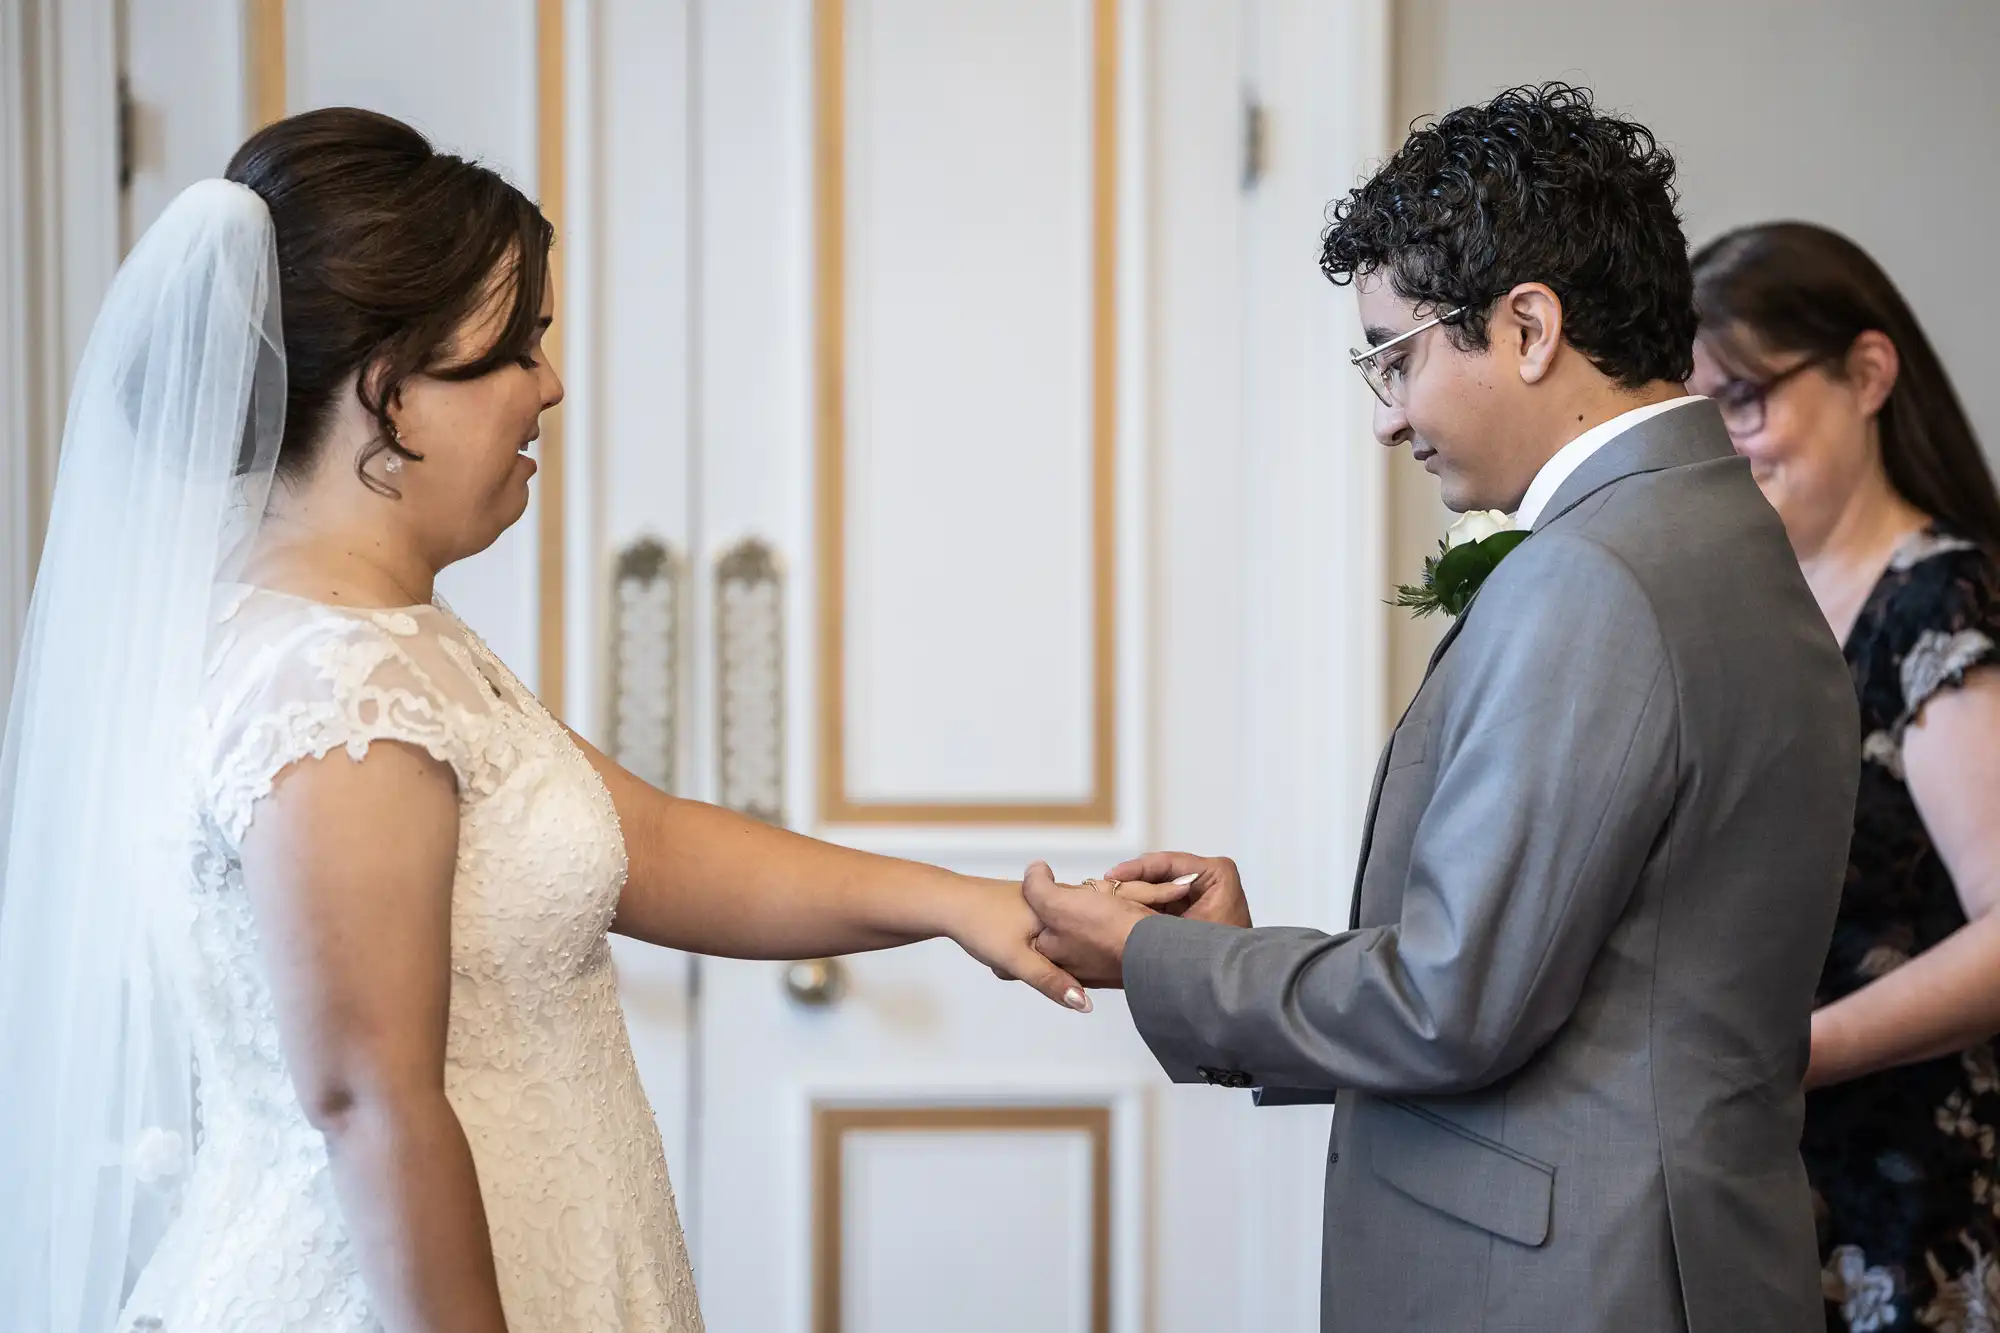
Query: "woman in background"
1693 222 2000 1332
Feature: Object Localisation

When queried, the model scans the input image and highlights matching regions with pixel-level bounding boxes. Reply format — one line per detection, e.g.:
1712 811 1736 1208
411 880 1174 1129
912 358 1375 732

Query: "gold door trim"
811 1103 1113 1333
813 0 1120 826
533 0 567 712
242 0 569 710
245 0 286 130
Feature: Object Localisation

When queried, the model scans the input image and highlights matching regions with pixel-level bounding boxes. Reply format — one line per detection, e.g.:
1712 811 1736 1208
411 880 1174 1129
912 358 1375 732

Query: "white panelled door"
671 2 1387 1331
688 2 1160 1329
109 1 1388 1329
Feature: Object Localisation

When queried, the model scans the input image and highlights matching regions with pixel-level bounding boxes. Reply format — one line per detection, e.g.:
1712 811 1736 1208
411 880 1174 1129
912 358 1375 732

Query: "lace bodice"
119 587 701 1332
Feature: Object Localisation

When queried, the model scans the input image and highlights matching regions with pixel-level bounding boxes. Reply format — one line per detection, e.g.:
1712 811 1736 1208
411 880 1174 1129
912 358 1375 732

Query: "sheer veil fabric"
0 180 285 1331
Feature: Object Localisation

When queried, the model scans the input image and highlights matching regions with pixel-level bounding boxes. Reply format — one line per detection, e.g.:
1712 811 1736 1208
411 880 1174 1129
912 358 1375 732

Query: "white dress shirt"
1512 396 1707 529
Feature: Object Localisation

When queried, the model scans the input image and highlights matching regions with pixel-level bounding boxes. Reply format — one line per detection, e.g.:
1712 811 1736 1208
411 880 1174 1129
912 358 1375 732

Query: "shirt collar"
1511 396 1707 529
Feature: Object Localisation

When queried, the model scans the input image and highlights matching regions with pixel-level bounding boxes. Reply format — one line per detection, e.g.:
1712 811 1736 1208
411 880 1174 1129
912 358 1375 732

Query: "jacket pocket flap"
1369 1099 1553 1247
1385 715 1431 771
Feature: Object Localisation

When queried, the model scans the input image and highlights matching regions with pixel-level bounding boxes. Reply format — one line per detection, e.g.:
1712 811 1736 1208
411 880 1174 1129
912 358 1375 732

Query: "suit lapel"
1349 738 1395 929
1349 601 1474 930
1347 401 1734 932
1422 604 1473 680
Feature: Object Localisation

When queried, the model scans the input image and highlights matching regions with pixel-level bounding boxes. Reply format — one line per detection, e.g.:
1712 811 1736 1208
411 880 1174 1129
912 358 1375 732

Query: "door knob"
782 957 847 1008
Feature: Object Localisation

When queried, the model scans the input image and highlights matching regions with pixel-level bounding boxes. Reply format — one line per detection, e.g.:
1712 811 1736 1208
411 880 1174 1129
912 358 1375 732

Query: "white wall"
0 0 122 699
1385 0 2000 710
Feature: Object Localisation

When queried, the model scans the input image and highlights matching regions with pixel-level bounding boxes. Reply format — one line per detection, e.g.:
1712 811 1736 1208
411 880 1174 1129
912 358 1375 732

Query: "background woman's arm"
239 741 510 1333
568 732 1089 1009
1808 667 2000 1087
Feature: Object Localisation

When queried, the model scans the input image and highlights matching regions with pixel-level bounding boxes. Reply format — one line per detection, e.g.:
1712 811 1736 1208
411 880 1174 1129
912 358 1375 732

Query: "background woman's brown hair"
225 106 554 492
1693 221 2000 551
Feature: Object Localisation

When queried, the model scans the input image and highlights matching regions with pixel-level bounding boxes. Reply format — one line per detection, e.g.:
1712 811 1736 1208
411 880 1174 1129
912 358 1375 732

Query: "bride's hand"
946 880 1094 1013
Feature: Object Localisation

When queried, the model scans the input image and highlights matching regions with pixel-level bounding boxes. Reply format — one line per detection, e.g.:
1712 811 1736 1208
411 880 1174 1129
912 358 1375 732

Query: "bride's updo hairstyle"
225 107 553 492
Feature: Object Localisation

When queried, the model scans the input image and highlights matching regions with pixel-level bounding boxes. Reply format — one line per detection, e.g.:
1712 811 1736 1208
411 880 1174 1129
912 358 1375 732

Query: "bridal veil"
0 179 285 1330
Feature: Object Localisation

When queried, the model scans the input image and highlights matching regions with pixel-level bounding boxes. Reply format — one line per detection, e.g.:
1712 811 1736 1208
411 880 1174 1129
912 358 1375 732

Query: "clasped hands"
961 853 1253 1013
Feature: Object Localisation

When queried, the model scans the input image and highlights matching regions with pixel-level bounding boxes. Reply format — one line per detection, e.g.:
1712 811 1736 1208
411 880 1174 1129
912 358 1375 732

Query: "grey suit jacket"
1125 401 1858 1333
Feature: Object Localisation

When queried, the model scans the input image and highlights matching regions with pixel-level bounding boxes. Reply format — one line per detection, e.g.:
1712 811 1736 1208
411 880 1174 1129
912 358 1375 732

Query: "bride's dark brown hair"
226 107 554 493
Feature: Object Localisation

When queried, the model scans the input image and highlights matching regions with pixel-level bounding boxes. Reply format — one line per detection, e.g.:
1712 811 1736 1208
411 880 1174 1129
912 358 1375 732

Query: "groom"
1025 84 1858 1332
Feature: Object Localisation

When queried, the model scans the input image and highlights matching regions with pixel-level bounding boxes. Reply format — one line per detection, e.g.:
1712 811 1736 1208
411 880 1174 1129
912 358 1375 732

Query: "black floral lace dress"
1811 525 2000 1333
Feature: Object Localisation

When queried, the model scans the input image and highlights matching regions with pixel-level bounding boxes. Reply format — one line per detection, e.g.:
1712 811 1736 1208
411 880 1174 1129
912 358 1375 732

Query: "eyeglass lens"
1716 386 1766 435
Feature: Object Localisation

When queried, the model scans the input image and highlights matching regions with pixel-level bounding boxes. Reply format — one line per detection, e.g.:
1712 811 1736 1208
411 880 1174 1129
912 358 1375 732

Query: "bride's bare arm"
569 731 1090 1010
239 741 509 1333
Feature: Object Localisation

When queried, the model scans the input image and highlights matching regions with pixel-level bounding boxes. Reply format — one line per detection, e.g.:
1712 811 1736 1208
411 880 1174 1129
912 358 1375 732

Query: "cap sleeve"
201 600 510 848
1882 541 2000 737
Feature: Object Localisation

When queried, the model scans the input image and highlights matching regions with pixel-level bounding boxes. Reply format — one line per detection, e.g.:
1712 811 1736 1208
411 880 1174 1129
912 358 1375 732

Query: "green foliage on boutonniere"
1394 529 1530 619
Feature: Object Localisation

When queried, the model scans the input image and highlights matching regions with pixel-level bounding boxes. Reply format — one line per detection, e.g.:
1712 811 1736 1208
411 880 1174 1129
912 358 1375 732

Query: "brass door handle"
782 957 847 1008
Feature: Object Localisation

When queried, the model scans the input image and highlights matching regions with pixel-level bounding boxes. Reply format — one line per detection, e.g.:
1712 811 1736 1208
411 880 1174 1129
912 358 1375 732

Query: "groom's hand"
1023 862 1154 989
1105 852 1252 928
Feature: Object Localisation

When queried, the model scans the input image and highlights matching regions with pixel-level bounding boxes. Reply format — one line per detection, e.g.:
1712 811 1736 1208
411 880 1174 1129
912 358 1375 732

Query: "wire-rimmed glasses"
1349 306 1469 407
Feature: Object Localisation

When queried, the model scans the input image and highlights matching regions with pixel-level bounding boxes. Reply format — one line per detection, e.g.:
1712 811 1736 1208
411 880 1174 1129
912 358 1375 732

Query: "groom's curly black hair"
1320 82 1696 388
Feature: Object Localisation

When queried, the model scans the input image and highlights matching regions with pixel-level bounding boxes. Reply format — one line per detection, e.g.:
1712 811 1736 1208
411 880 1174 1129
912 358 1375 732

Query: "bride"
0 108 1123 1332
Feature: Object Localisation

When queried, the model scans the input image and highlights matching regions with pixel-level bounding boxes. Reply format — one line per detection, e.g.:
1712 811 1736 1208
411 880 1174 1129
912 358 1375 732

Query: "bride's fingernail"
1064 987 1093 1013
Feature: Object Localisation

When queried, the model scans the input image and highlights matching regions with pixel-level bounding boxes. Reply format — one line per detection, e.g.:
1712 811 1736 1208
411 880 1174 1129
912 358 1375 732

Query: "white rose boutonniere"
1445 509 1513 549
1395 509 1527 618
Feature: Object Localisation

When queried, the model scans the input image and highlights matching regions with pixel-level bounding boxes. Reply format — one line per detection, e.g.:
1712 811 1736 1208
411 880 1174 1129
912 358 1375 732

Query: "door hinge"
1243 95 1269 191
116 75 137 192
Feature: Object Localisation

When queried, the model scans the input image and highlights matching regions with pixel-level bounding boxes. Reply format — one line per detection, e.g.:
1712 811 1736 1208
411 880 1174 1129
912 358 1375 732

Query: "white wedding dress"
118 586 703 1332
